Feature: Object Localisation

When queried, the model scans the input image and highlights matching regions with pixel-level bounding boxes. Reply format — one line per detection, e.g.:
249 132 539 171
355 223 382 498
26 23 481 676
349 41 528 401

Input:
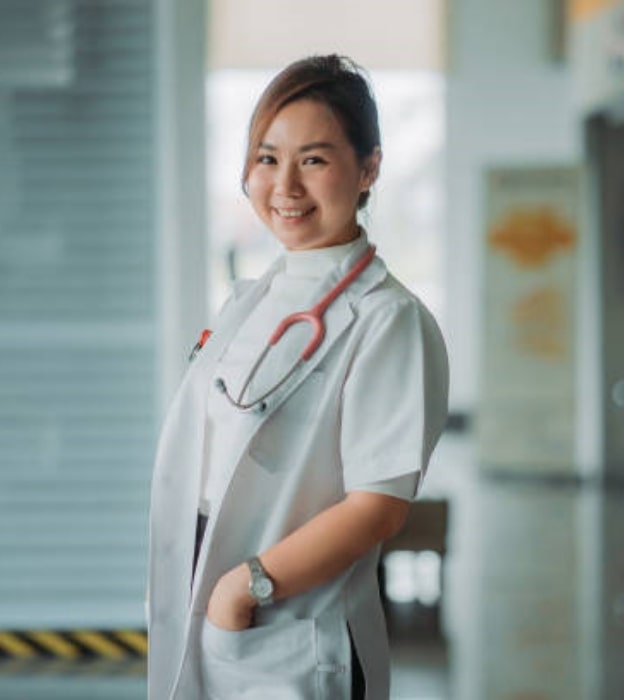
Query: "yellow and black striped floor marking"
0 629 147 661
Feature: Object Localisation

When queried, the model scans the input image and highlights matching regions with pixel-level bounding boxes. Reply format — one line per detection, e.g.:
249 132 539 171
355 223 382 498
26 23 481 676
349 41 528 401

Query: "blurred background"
0 0 623 698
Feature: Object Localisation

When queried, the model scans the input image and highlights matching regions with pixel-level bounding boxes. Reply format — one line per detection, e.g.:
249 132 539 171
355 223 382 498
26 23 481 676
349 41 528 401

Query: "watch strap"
247 556 265 579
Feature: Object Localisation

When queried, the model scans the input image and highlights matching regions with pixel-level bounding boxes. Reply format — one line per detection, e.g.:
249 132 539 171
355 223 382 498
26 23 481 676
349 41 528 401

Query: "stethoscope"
192 245 376 414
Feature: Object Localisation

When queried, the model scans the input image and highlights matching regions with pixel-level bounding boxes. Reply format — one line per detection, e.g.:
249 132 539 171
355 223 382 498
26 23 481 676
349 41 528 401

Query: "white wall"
156 0 208 405
443 3 583 697
445 0 581 412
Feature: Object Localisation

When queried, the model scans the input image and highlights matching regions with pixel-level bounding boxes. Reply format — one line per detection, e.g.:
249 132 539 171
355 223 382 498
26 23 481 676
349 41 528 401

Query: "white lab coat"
147 235 449 700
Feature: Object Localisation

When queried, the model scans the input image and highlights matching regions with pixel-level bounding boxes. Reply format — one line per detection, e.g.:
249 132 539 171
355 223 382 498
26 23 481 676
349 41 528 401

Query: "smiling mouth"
273 206 316 220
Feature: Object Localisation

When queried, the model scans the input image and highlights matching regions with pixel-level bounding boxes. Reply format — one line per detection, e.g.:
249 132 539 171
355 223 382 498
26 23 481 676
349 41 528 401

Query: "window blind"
0 0 156 628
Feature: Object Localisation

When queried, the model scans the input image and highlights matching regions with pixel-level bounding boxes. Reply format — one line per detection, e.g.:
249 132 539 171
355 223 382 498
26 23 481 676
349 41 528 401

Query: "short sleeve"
340 298 448 499
352 472 419 501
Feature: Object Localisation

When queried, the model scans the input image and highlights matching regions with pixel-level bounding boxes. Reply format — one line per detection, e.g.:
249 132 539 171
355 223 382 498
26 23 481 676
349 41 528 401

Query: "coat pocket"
201 617 318 699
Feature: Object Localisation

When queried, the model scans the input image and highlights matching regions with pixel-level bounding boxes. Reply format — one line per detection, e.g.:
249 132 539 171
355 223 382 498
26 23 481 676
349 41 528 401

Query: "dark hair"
242 54 381 209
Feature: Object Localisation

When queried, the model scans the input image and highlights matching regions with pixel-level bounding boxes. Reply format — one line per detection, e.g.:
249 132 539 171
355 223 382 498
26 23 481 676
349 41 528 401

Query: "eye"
256 153 276 165
303 155 326 166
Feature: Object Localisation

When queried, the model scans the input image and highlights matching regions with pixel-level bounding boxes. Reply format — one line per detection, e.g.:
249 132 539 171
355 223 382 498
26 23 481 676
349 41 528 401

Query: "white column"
155 0 208 407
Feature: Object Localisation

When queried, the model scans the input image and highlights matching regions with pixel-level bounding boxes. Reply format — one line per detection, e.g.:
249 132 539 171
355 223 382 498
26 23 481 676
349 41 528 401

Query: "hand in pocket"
206 563 256 631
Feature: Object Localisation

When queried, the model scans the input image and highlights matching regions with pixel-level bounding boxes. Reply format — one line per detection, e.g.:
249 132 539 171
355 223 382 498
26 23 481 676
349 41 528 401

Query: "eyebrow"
258 141 336 153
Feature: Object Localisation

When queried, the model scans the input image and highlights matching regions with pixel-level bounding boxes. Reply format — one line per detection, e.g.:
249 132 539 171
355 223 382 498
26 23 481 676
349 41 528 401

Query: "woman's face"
247 99 379 251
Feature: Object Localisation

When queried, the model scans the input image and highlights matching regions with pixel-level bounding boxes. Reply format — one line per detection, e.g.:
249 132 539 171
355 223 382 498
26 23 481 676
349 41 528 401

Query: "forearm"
260 491 409 601
206 491 410 628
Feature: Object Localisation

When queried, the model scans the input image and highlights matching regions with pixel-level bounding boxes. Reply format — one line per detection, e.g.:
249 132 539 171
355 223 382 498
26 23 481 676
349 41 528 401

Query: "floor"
0 639 449 699
390 641 449 699
387 597 450 700
0 661 147 700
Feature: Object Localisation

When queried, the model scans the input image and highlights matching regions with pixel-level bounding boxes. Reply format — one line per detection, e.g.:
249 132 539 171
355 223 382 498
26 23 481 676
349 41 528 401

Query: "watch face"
251 577 274 600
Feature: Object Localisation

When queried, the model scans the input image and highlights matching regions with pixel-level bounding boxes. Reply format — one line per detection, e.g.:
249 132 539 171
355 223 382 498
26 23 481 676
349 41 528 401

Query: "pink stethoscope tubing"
214 245 377 413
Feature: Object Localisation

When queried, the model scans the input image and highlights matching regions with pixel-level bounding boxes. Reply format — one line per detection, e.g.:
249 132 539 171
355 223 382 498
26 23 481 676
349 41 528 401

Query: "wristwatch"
246 556 275 606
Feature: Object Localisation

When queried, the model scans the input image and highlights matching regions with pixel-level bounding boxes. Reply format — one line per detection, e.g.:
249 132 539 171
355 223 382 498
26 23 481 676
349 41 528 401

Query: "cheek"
318 171 362 210
247 172 270 208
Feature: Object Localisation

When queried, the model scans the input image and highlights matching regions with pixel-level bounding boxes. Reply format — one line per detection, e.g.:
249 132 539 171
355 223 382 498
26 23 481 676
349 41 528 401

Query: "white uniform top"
199 236 416 515
147 232 449 700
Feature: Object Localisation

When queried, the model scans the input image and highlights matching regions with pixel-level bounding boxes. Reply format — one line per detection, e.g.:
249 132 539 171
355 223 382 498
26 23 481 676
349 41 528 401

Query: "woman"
148 55 449 700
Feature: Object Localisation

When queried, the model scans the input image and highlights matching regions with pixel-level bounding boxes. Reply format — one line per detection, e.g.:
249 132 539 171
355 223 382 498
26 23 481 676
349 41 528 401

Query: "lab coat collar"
199 231 386 384
220 231 386 416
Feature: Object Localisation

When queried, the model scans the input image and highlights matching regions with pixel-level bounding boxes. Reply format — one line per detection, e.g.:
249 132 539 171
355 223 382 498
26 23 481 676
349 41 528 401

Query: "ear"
360 146 382 192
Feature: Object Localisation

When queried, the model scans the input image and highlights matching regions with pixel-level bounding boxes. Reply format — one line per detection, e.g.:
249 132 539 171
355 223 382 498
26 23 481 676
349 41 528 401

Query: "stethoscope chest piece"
214 376 267 414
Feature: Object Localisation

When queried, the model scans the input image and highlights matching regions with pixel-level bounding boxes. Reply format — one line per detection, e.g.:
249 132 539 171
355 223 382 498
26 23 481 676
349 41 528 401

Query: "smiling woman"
206 68 446 321
147 55 449 700
246 99 381 251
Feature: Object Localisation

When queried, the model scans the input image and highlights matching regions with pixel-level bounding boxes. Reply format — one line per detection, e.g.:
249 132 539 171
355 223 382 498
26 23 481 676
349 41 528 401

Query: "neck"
284 235 361 278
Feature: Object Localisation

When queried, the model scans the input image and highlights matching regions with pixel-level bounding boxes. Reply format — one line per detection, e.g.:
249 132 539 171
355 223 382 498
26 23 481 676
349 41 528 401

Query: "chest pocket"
249 370 326 474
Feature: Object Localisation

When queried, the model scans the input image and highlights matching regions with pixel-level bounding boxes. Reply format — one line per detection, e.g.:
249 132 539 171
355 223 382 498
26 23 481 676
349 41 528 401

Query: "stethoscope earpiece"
214 378 226 393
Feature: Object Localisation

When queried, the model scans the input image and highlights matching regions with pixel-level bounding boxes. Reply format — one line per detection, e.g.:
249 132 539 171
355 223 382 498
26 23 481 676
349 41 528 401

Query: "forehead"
260 99 349 146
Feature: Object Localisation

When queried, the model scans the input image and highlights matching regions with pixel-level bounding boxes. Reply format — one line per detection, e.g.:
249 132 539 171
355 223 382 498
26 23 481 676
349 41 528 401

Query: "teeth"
276 208 312 218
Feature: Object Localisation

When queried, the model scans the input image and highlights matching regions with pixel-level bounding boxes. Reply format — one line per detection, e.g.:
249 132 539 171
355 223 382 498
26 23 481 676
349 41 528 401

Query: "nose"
275 162 304 197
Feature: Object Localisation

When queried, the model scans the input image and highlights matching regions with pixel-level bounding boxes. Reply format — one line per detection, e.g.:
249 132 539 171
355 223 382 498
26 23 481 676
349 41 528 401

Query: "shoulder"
347 268 448 363
354 270 436 329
